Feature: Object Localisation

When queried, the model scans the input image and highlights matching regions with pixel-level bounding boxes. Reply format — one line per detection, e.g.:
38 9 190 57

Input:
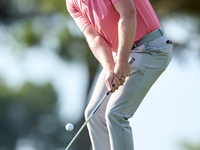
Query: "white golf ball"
65 123 74 131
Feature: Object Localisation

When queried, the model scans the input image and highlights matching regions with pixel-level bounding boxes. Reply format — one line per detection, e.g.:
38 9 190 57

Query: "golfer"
66 0 172 149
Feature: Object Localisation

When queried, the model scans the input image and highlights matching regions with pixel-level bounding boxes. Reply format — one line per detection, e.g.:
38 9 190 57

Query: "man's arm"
113 0 137 80
82 0 137 93
83 24 120 92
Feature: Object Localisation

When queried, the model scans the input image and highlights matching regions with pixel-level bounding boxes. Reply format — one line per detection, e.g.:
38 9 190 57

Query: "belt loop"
158 28 164 36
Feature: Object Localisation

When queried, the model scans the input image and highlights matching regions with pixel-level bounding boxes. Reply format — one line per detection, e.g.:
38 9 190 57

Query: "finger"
107 83 114 93
113 76 120 89
106 79 112 92
119 77 125 85
110 82 115 92
121 76 125 81
115 76 121 87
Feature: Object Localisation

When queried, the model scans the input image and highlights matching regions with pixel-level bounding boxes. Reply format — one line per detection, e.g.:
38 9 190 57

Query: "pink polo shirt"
66 0 160 53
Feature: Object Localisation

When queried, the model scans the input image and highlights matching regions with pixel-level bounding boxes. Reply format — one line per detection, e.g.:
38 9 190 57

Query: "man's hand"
105 70 121 93
105 60 130 93
114 61 131 82
105 70 114 93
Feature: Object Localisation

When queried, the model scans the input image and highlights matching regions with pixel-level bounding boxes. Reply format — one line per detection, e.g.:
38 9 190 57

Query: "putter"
65 57 135 150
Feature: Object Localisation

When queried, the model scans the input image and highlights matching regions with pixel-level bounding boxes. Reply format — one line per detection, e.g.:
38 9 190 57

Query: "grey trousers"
84 34 172 150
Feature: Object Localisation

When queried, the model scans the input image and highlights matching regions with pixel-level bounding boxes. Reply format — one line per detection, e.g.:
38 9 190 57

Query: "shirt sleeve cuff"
111 0 120 4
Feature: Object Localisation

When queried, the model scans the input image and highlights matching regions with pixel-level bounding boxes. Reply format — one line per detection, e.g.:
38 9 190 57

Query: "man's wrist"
117 54 129 65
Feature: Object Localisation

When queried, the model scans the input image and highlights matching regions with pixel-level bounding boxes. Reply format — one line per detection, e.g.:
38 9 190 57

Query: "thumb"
105 71 114 92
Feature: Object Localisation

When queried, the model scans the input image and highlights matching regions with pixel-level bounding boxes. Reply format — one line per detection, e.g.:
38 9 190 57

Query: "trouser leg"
84 70 111 150
105 35 172 150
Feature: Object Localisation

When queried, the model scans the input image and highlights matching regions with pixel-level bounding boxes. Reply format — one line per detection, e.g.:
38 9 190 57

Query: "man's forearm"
117 15 136 63
115 1 137 64
84 27 115 72
83 24 119 92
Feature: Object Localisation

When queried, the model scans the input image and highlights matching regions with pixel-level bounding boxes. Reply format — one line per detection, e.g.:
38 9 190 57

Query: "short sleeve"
110 0 120 4
66 0 90 32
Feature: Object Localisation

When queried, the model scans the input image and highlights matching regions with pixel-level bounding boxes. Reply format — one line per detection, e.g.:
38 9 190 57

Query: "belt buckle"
132 43 137 49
